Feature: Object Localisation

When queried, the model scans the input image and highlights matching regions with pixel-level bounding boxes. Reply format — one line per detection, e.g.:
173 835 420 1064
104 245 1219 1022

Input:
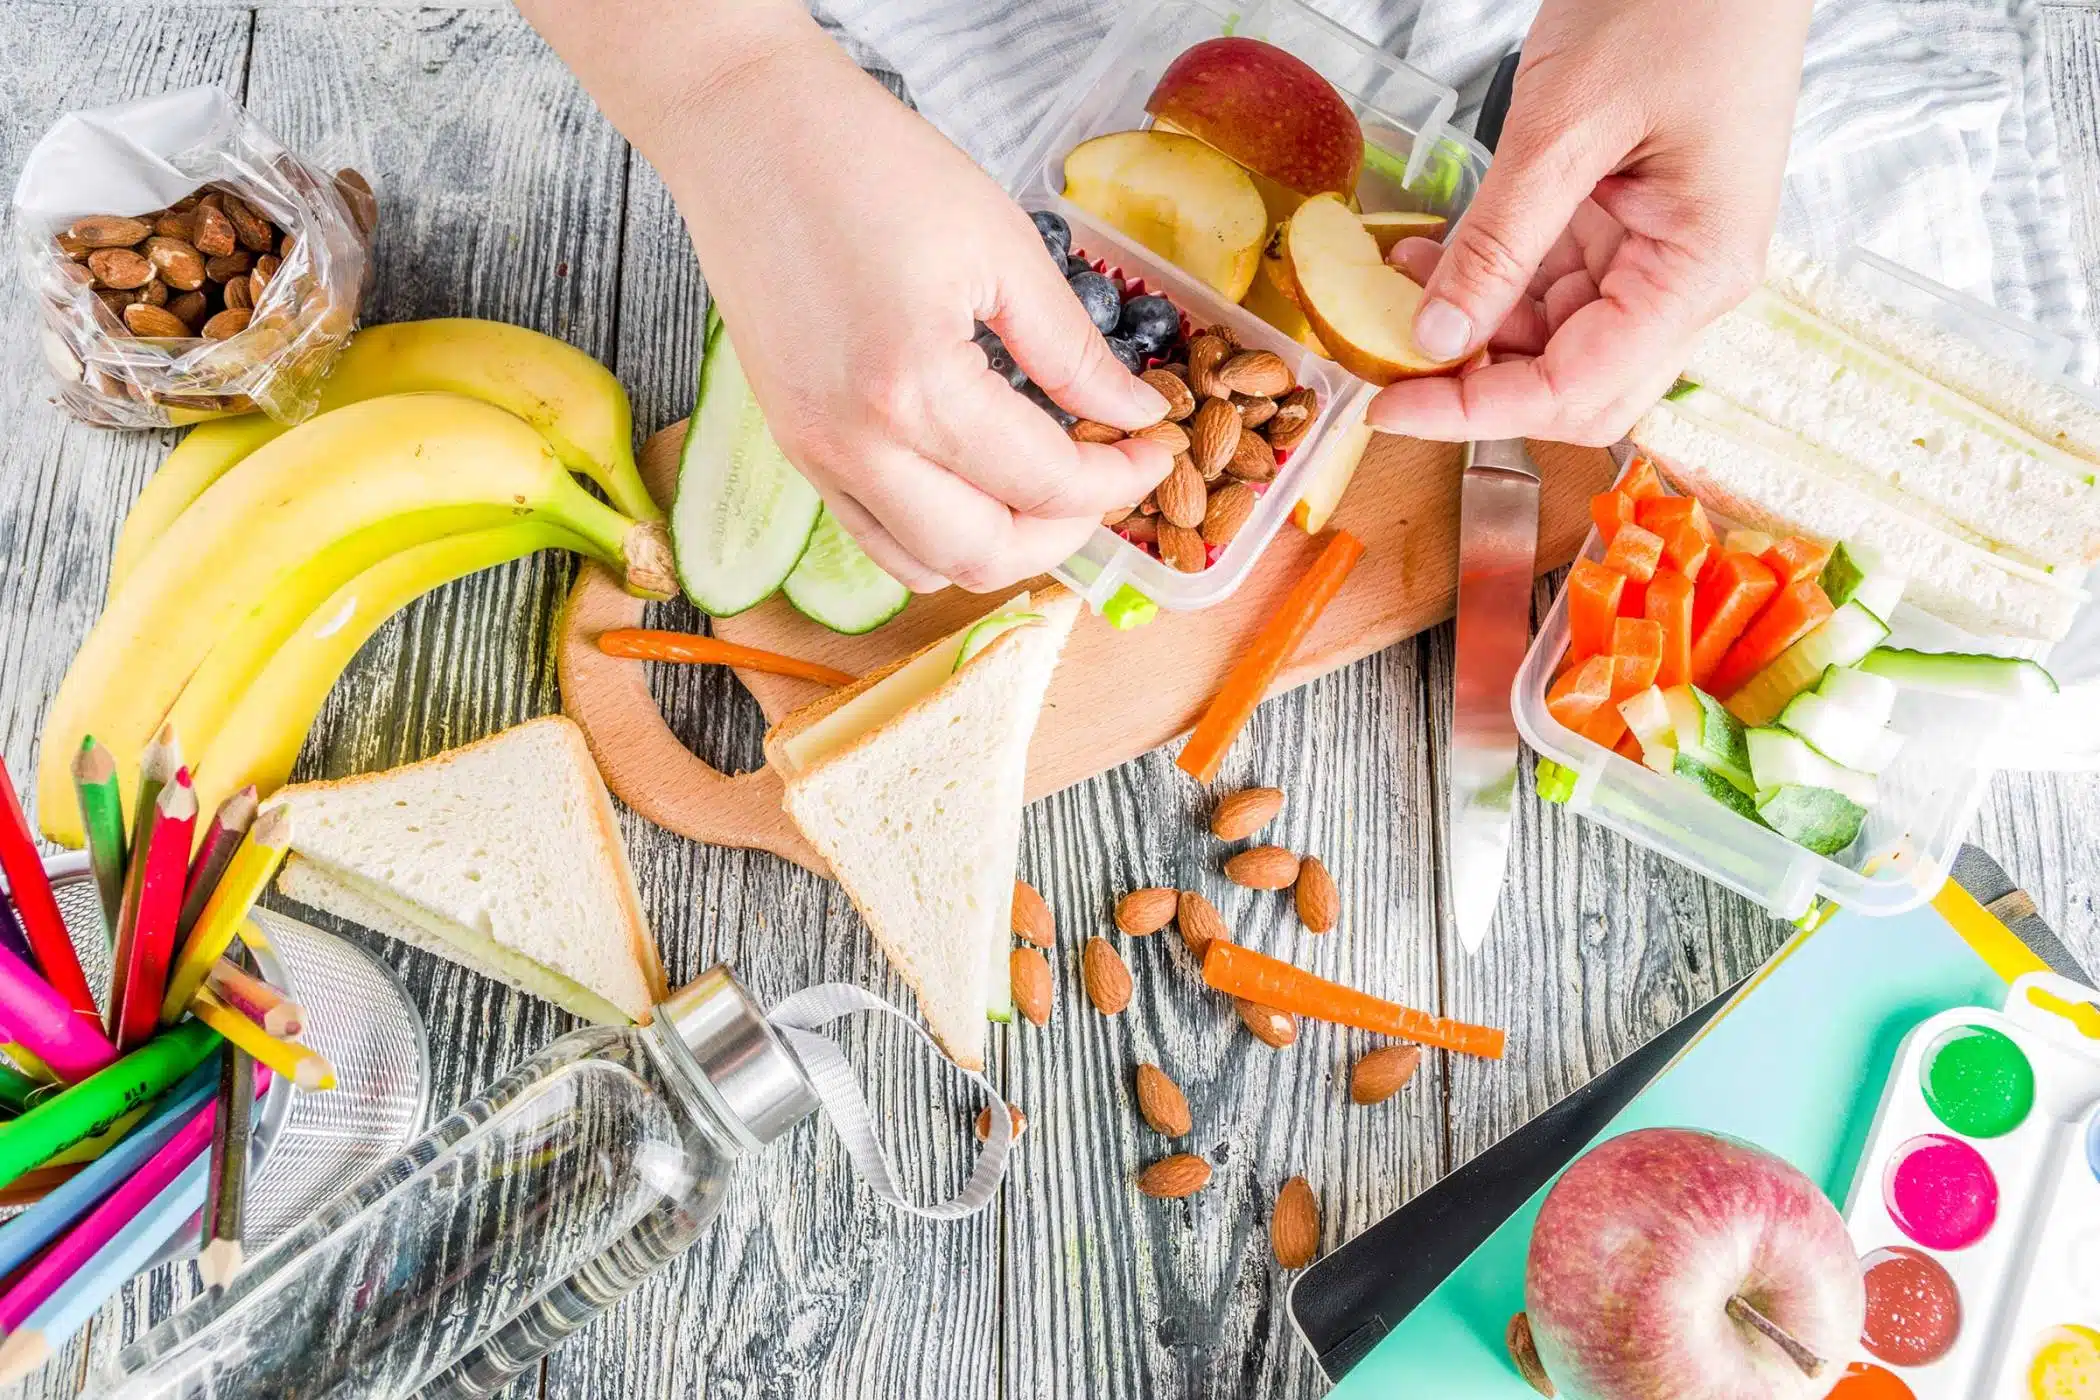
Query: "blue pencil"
0 1055 219 1281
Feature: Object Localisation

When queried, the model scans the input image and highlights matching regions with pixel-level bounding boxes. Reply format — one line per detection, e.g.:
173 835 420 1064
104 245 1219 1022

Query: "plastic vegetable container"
1514 250 2100 920
1001 0 1490 616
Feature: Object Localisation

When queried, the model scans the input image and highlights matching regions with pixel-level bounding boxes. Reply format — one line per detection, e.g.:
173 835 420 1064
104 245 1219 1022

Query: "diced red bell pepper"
1708 578 1835 698
1590 490 1638 546
1609 617 1664 698
1689 551 1780 688
1566 559 1625 664
1614 455 1667 501
1644 569 1697 689
1760 535 1834 586
1547 654 1615 732
1656 520 1711 581
1634 495 1717 550
1602 522 1664 582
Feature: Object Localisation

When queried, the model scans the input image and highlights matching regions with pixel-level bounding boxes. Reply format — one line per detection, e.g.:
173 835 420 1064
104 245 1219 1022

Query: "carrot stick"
1178 531 1365 783
1202 940 1507 1060
598 629 857 687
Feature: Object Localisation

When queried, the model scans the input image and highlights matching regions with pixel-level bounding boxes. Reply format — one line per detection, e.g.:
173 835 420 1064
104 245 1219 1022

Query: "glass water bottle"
93 967 819 1399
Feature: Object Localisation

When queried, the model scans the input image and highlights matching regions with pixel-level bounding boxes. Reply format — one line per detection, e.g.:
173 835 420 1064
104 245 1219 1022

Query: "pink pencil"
0 942 116 1085
0 1061 268 1333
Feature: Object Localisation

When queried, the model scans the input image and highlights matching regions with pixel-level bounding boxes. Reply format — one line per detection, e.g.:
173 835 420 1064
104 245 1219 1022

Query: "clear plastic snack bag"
12 86 375 428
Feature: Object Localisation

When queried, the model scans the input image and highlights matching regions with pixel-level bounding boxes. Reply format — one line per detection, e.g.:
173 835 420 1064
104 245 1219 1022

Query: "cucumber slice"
1661 685 1753 793
1756 785 1867 856
1776 691 1900 774
671 329 823 616
954 610 1044 672
1747 728 1878 806
1641 742 1678 776
783 510 911 635
1815 666 1898 729
1857 647 2060 700
1673 751 1763 823
1724 602 1890 727
1619 685 1673 747
1819 541 1906 620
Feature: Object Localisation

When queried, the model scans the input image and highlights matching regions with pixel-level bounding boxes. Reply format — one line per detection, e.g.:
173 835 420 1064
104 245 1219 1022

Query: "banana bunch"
41 320 674 846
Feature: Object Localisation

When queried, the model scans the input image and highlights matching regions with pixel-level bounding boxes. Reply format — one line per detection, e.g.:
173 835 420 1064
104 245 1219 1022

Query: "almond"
1508 1314 1556 1397
1157 521 1205 573
1140 367 1196 421
200 308 251 341
1121 514 1160 547
1271 1176 1320 1268
278 229 298 260
1226 426 1278 483
1199 483 1256 547
336 167 379 236
142 236 206 291
1114 887 1179 936
1210 786 1284 841
191 204 237 258
1187 333 1231 399
137 277 168 307
223 193 275 252
1188 396 1240 477
1070 418 1124 444
1101 503 1135 527
52 260 91 288
1134 1063 1192 1137
974 1103 1028 1141
1156 455 1208 529
223 276 253 311
204 250 251 283
85 247 152 290
253 252 281 288
1136 1153 1211 1198
55 231 92 261
1235 998 1298 1048
1267 388 1317 453
66 215 150 248
1232 392 1278 429
194 191 225 212
1012 879 1054 947
121 303 191 338
1081 936 1132 1014
1207 322 1242 350
1350 1045 1422 1105
1128 419 1190 455
1010 947 1053 1026
1225 845 1300 890
1294 856 1339 933
166 291 208 329
1176 890 1227 962
152 210 196 242
1216 349 1294 398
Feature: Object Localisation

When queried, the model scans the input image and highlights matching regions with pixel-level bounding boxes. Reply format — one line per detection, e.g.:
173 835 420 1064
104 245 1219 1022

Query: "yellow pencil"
159 807 290 1026
189 986 335 1091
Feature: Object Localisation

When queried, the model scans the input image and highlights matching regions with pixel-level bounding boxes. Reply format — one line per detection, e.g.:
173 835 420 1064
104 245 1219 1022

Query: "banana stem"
553 482 676 600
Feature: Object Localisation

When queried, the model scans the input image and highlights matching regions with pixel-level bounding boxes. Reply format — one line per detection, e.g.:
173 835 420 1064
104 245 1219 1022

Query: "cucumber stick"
1725 602 1889 728
671 325 822 616
1858 647 2060 699
783 510 911 635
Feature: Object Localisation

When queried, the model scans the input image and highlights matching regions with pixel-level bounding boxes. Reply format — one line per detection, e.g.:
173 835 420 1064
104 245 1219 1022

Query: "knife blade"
1446 437 1540 953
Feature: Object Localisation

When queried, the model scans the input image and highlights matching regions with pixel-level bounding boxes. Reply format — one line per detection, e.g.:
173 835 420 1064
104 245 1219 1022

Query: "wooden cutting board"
559 424 1615 874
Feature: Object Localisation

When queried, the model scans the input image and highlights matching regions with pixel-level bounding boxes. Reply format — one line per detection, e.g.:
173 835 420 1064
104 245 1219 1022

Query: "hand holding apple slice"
1282 194 1469 386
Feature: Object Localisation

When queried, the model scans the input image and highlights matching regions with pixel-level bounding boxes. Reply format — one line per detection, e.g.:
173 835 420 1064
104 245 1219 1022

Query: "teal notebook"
1324 899 2028 1397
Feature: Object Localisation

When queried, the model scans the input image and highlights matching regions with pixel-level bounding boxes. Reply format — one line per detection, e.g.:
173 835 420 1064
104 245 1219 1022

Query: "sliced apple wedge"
1360 210 1449 256
1291 420 1374 532
1240 265 1325 355
1062 130 1267 301
1282 193 1468 385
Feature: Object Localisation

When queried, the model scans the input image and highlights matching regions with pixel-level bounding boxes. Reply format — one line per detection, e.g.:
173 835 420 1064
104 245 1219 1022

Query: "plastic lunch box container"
1001 0 1491 619
1514 249 2100 921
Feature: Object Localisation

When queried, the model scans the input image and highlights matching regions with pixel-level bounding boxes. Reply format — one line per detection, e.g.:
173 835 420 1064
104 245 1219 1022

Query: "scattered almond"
86 247 152 290
1235 998 1298 1048
222 276 253 312
1224 845 1300 890
204 249 251 283
152 210 196 242
1176 889 1226 962
1188 396 1241 478
1200 482 1257 548
1121 514 1160 547
166 291 207 329
1508 1314 1556 1397
1350 1045 1422 1105
1210 786 1285 841
200 308 251 341
1128 419 1190 455
191 204 237 258
1271 1176 1320 1268
1208 322 1242 350
1012 879 1054 947
142 236 206 291
223 193 275 252
974 1103 1028 1141
1136 1153 1212 1198
55 230 93 261
1156 455 1208 529
137 277 168 307
68 215 152 248
1100 503 1135 527
1187 333 1231 399
1010 947 1053 1026
1267 388 1316 453
253 253 281 292
1134 1063 1193 1137
1070 418 1124 444
1295 856 1339 933
121 303 191 339
1114 886 1179 936
1081 936 1132 1015
1226 426 1278 483
1232 392 1278 429
1141 367 1196 421
1158 521 1206 573
1216 349 1294 399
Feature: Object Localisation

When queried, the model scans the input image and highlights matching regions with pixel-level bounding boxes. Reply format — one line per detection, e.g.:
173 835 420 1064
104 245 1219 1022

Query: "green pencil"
0 1062 37 1116
71 739 126 951
0 1020 219 1190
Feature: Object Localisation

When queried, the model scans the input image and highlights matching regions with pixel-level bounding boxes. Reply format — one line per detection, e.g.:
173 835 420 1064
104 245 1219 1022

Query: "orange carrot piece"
1689 552 1780 687
1760 535 1833 586
1708 578 1835 698
1547 655 1614 731
1178 531 1365 782
1565 559 1625 663
1618 578 1649 618
1613 730 1644 762
1614 454 1667 501
1580 702 1629 750
1202 940 1506 1059
1609 618 1663 698
598 629 858 687
1590 490 1638 545
1634 494 1717 549
1601 522 1663 582
1655 520 1711 581
1645 570 1696 689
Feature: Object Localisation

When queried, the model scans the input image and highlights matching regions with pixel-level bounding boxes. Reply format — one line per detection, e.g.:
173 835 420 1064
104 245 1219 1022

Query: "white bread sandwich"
271 715 666 1025
762 586 1082 1070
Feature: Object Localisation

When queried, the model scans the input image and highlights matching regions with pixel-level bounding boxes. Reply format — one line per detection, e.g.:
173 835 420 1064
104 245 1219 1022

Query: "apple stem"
1726 1294 1825 1379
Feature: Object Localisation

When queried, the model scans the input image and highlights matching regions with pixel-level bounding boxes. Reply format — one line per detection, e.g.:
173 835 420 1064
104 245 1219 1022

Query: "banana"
185 523 583 826
39 392 674 845
108 318 657 589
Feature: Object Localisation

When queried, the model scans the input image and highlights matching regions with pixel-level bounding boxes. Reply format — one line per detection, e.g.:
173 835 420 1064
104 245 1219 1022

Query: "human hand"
1367 0 1813 446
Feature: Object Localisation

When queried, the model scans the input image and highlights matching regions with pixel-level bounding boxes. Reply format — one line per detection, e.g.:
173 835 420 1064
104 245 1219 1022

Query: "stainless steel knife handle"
1462 437 1538 481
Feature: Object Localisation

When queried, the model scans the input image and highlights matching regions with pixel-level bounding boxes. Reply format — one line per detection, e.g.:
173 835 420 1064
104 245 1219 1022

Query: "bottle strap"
766 983 1013 1220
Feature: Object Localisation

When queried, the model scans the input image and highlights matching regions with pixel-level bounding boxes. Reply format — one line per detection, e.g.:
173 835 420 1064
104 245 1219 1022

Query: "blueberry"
1103 335 1146 375
973 326 1029 389
1023 382 1076 428
1032 210 1071 264
1116 295 1181 356
1064 254 1094 278
1068 270 1121 334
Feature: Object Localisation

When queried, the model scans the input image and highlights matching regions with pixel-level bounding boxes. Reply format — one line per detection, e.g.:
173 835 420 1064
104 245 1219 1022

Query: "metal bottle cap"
656 965 818 1148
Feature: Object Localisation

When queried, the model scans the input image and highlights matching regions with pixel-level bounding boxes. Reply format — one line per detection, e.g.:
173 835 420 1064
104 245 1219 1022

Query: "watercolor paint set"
1840 972 2100 1399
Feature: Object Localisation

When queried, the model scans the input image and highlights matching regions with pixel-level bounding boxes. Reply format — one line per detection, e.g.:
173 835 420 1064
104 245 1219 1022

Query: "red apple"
1145 38 1362 203
1525 1128 1865 1400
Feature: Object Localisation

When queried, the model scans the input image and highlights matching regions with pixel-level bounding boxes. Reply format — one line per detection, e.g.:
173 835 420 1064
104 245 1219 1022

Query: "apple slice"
1146 37 1362 201
1360 210 1449 256
1282 193 1468 385
1062 130 1268 301
1240 269 1325 355
1291 421 1373 532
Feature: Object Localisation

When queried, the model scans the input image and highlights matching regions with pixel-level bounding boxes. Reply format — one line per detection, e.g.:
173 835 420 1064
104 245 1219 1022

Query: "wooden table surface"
3 5 2098 1397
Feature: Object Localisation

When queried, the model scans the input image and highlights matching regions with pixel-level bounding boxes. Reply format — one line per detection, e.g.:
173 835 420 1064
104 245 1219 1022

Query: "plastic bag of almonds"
12 86 375 428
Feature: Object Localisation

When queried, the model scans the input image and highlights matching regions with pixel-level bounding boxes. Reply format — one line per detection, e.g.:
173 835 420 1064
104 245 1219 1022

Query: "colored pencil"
0 1019 217 1189
0 1165 81 1209
0 1044 55 1085
199 1042 253 1286
0 1057 220 1282
174 786 257 946
111 774 197 1051
0 1060 36 1115
0 941 116 1086
70 739 126 952
0 898 32 971
189 986 333 1090
159 807 288 1026
0 761 94 1021
42 1102 152 1166
105 727 182 1035
203 957 302 1038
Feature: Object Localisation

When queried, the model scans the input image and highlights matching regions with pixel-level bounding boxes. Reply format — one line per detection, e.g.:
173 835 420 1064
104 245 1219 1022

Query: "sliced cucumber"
1819 541 1906 621
1857 648 2061 700
1746 728 1877 806
1776 691 1901 774
1673 751 1763 823
1815 666 1898 729
1756 785 1867 856
783 510 911 635
1619 685 1674 748
671 328 823 616
954 610 1044 672
1661 685 1753 793
1724 602 1890 727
